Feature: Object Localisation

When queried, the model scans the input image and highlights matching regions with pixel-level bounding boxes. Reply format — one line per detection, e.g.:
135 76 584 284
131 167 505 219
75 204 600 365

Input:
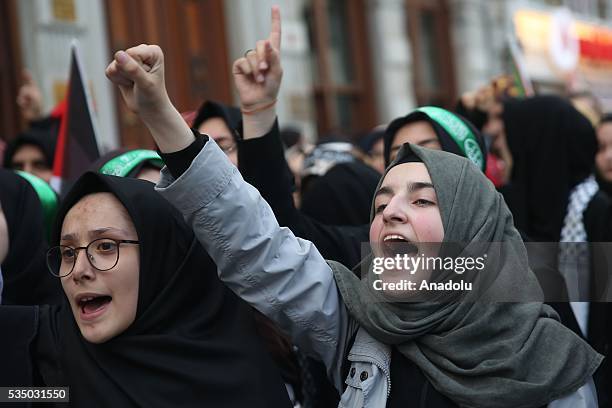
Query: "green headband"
417 106 485 171
16 171 58 241
99 149 164 178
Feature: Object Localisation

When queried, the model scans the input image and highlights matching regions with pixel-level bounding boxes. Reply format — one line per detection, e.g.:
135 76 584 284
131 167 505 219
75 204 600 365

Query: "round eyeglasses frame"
46 238 140 278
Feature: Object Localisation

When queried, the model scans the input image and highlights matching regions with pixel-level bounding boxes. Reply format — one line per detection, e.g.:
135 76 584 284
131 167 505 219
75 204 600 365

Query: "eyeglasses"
46 238 139 277
218 141 237 155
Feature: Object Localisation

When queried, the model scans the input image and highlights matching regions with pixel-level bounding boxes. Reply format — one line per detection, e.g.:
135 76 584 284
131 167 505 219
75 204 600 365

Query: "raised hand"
105 44 170 119
17 69 44 122
105 44 193 153
232 6 283 111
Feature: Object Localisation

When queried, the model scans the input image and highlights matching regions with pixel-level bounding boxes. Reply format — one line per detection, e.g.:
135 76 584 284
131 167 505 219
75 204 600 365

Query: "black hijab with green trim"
329 144 602 407
384 106 487 170
90 148 164 178
34 172 290 407
0 169 62 305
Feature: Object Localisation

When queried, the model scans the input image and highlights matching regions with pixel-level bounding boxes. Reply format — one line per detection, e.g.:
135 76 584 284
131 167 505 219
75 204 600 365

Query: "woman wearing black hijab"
0 172 291 407
300 149 381 227
0 169 62 305
191 100 242 166
500 96 598 242
383 107 487 170
3 124 57 183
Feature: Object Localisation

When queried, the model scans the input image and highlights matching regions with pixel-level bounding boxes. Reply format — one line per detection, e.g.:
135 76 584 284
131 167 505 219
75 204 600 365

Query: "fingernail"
257 74 265 83
116 51 127 64
260 61 268 70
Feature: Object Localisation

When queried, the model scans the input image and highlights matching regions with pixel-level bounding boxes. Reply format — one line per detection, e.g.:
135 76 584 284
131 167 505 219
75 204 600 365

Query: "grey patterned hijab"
330 143 602 407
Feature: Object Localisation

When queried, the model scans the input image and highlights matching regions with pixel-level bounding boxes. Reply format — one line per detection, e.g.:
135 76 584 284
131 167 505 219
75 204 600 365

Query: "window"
406 0 456 108
305 0 377 137
105 0 231 148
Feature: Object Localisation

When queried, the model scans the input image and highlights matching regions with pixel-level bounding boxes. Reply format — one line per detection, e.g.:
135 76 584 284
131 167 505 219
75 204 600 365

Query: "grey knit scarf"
330 144 602 408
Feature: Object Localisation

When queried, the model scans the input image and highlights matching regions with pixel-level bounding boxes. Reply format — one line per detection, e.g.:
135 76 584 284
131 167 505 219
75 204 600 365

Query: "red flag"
51 44 100 194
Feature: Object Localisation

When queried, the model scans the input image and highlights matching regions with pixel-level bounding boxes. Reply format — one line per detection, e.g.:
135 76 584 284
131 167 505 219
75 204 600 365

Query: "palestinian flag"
51 43 100 194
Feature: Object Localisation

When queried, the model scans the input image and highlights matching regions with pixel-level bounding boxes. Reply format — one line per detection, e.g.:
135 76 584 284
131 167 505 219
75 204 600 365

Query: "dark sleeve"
0 305 38 387
237 120 368 269
159 131 209 179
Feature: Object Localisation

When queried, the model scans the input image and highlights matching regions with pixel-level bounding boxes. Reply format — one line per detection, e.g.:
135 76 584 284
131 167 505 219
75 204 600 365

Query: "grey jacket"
155 140 592 408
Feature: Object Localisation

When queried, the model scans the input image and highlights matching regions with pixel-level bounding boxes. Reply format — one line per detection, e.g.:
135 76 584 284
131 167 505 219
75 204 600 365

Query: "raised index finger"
268 6 281 50
22 69 34 85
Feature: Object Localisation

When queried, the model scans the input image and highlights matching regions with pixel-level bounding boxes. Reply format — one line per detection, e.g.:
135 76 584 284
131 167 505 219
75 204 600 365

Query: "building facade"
2 0 612 149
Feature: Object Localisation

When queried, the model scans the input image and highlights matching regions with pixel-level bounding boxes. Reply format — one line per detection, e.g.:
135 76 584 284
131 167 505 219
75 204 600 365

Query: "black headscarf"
191 100 241 138
358 127 385 155
384 107 487 170
3 118 58 169
501 96 597 242
36 172 290 407
300 160 381 226
0 169 62 305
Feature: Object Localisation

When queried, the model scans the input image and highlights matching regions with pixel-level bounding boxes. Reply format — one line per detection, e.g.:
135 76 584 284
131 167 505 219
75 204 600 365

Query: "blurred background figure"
357 125 386 175
281 126 313 209
190 100 241 166
300 138 381 226
3 70 62 183
0 169 62 306
596 114 612 195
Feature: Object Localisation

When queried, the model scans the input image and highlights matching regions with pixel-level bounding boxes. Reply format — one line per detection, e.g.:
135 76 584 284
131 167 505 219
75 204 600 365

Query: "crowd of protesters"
0 6 611 408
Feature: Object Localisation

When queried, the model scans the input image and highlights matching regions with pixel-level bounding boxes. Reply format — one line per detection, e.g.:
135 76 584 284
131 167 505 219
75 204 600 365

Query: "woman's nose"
382 196 408 224
71 249 95 282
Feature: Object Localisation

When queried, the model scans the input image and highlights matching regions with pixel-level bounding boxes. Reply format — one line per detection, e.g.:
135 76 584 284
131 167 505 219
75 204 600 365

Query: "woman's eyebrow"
416 138 439 147
407 181 435 193
374 186 394 199
60 232 77 241
90 227 128 237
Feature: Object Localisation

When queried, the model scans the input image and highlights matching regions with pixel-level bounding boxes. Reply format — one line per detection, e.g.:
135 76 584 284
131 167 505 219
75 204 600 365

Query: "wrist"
241 99 277 115
138 94 173 124
242 105 277 140
141 102 195 153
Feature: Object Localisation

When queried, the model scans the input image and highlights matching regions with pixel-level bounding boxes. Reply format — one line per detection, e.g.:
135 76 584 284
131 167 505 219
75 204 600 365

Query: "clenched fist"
105 44 170 119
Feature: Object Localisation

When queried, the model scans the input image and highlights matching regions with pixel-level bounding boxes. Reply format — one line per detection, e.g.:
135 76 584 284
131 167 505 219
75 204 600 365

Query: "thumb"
114 50 149 86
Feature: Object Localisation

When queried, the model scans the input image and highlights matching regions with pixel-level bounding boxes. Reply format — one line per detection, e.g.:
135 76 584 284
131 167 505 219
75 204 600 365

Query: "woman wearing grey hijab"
154 136 601 407
106 14 601 405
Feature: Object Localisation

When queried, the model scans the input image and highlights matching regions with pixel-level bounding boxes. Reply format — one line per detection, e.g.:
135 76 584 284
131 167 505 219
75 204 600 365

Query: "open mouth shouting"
75 293 113 321
382 234 419 258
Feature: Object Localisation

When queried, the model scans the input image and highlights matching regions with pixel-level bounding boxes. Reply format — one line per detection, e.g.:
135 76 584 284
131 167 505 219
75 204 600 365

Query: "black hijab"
36 172 290 407
0 169 62 305
384 107 487 170
501 96 597 241
3 125 57 169
192 100 241 138
300 160 381 226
